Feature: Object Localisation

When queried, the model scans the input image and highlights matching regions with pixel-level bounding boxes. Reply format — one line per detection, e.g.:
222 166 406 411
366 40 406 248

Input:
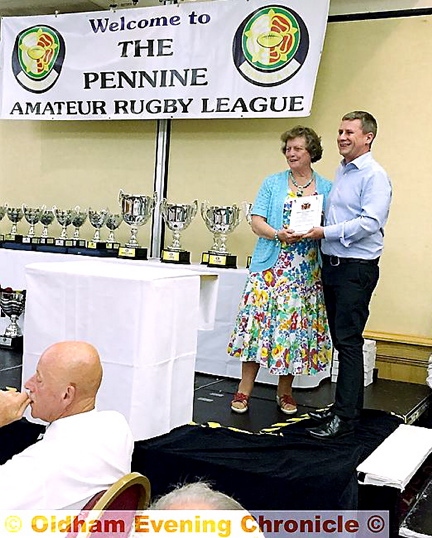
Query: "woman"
227 126 332 415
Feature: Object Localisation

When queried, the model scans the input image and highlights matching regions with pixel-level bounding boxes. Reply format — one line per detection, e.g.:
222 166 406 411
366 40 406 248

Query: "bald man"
0 341 133 509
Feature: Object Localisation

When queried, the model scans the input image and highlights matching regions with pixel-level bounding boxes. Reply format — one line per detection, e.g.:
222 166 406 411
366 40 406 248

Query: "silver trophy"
39 208 56 245
105 213 122 249
0 289 26 349
118 189 157 259
55 207 78 247
22 204 46 244
200 201 242 268
88 208 110 248
71 208 88 248
0 204 7 241
160 199 198 264
242 201 253 267
6 207 24 241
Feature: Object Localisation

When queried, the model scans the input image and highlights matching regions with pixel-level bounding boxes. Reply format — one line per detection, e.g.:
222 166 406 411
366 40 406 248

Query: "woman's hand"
278 226 304 244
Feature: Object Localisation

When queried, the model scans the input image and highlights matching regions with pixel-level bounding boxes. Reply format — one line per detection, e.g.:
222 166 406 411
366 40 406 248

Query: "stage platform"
193 372 432 431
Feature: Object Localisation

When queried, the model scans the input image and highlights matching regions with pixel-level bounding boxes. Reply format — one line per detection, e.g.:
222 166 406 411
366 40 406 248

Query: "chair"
67 472 151 538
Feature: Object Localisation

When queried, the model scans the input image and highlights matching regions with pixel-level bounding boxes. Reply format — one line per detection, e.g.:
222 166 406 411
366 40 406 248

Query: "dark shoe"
308 406 334 422
307 415 354 440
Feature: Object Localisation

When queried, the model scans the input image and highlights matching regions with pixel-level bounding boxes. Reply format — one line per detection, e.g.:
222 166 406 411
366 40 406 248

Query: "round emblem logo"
233 5 309 87
12 25 65 93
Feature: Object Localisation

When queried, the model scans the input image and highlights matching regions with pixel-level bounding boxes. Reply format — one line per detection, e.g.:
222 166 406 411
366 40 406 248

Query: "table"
22 260 218 440
0 248 329 388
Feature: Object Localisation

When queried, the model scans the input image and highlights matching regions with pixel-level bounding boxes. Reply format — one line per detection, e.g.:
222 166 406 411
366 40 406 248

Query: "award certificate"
289 194 323 233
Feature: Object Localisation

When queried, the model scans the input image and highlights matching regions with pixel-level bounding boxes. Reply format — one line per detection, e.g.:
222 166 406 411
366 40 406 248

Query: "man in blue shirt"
303 111 392 439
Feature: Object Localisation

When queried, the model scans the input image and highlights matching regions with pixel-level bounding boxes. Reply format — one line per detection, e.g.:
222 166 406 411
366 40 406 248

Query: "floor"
4 346 431 430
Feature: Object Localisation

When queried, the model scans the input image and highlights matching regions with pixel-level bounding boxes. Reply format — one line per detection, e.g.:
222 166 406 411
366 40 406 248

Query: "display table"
22 260 218 440
0 248 329 389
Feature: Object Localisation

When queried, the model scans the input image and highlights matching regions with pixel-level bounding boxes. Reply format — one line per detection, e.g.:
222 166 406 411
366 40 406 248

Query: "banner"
0 0 329 120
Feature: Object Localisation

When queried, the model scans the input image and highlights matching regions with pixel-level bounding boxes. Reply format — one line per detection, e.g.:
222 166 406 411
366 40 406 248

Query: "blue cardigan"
249 170 332 272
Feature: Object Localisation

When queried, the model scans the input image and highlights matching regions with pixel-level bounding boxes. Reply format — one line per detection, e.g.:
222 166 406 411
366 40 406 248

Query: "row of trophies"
0 190 253 268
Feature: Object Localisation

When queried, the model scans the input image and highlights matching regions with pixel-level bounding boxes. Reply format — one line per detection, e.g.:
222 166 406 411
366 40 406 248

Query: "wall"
0 10 431 361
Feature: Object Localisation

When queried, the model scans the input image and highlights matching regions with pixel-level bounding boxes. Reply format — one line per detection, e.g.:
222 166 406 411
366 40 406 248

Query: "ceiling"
0 0 430 18
0 0 161 18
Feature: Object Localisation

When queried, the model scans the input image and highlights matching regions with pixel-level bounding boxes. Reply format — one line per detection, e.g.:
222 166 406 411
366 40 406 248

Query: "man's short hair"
342 111 378 139
149 482 245 510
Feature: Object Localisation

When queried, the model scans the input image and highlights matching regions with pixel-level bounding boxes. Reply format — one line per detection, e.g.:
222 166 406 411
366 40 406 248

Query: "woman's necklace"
289 171 314 197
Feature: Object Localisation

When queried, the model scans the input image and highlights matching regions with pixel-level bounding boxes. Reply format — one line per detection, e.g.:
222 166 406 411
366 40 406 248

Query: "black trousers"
321 260 379 420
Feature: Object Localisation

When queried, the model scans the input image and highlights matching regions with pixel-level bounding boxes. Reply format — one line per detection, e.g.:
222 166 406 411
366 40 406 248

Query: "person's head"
280 125 323 165
149 482 245 510
24 341 103 423
338 111 378 163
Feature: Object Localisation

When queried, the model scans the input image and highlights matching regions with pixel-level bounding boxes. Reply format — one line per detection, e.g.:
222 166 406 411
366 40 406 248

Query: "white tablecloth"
0 248 329 391
22 259 218 440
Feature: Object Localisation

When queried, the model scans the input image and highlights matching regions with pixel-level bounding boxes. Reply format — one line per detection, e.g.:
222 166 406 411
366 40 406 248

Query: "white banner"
0 0 329 120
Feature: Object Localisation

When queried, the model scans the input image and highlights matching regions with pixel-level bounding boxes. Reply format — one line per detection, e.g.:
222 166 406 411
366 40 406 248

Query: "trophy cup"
0 289 26 350
201 201 242 268
160 199 198 264
242 201 253 268
87 208 110 250
71 208 88 248
5 207 24 242
118 189 157 260
39 208 56 246
55 207 77 248
105 213 122 250
0 204 7 242
22 204 46 245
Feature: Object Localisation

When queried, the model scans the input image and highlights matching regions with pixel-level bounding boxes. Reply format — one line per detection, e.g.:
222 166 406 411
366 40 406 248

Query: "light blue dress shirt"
321 152 392 260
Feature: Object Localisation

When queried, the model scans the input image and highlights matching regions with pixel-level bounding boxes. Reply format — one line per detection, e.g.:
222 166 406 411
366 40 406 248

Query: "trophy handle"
160 198 167 219
190 199 198 219
200 200 209 220
118 189 125 206
151 191 158 210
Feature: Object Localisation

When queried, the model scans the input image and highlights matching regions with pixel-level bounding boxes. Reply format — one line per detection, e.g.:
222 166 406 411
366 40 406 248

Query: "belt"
322 254 379 267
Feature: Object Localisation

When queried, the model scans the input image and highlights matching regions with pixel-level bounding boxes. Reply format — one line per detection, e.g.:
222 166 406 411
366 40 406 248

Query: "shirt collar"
341 151 372 171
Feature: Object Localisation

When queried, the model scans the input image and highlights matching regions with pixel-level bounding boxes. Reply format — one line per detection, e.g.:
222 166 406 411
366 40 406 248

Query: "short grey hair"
149 482 245 510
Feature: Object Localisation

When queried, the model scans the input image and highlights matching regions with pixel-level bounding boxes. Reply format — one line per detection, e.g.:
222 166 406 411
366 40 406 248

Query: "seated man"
0 341 134 509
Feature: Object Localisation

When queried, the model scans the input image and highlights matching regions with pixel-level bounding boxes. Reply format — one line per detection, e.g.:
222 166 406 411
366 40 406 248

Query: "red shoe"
231 392 249 414
276 394 297 415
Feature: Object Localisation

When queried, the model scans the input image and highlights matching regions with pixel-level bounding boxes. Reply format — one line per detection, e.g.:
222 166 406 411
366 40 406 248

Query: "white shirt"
0 409 134 509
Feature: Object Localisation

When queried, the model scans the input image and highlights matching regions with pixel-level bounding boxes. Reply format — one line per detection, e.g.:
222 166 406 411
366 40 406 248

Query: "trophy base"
201 252 210 264
106 241 120 250
0 335 23 351
70 239 86 248
161 249 191 264
246 255 252 268
207 252 237 269
2 241 34 251
118 246 148 260
5 234 23 243
67 247 118 258
86 240 107 250
55 238 75 248
39 237 55 246
22 236 41 245
35 244 68 253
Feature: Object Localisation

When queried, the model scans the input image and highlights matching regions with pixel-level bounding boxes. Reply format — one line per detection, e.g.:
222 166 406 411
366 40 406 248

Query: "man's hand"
0 389 30 427
302 226 325 240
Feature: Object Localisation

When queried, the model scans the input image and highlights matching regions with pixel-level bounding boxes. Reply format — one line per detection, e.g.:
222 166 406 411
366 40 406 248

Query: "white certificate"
289 194 323 233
